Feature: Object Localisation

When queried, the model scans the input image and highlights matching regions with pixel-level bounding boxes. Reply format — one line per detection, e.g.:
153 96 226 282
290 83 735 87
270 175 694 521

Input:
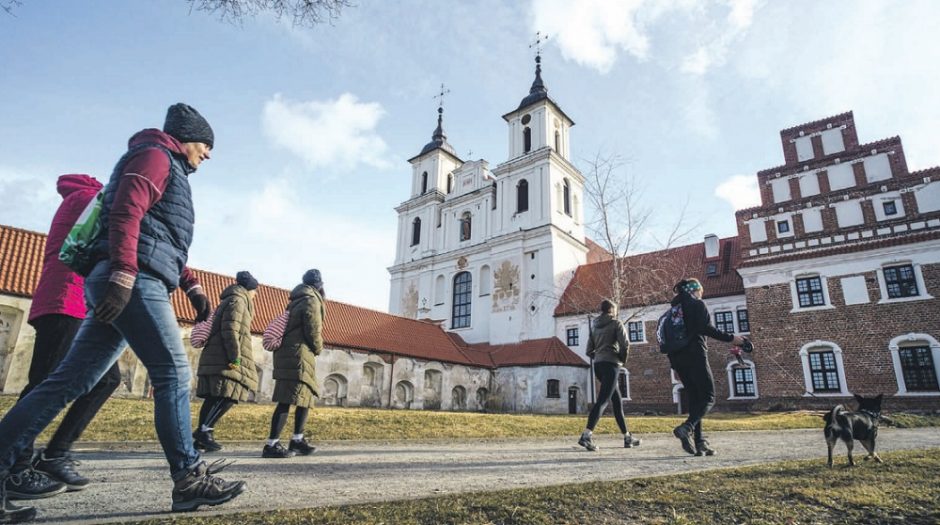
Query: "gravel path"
25 427 940 524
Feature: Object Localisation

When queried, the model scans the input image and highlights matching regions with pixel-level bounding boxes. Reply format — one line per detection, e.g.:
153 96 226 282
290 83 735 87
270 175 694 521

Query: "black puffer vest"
91 143 195 291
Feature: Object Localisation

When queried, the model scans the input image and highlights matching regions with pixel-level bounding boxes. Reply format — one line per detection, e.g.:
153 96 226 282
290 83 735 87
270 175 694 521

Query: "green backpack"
58 190 104 276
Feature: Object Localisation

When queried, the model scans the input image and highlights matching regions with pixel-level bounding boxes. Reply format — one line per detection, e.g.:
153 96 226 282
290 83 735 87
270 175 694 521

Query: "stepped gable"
555 237 743 316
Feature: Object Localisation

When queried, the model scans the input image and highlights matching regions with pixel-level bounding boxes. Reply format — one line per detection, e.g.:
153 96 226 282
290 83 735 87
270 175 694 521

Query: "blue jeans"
0 262 200 480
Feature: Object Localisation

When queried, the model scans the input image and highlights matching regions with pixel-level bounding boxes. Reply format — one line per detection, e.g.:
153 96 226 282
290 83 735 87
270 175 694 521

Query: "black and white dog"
824 393 884 467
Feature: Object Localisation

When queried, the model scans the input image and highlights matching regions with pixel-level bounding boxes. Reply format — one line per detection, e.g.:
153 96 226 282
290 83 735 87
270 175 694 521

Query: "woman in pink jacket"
5 174 123 501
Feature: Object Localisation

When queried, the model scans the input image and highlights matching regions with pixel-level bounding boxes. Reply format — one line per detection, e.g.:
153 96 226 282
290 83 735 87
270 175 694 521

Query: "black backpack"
656 304 691 354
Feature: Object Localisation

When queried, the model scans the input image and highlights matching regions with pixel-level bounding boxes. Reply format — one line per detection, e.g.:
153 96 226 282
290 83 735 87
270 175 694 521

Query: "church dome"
415 107 459 159
515 55 549 111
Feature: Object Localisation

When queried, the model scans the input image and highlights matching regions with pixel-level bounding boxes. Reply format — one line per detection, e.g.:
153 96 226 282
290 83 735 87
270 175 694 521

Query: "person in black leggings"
578 300 641 451
667 278 745 456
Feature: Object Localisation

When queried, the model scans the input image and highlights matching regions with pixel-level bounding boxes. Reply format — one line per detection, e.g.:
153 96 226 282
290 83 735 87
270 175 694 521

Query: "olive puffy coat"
271 284 326 407
196 284 258 401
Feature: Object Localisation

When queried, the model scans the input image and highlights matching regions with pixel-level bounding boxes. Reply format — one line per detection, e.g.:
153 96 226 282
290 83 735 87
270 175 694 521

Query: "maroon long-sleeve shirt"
108 129 199 293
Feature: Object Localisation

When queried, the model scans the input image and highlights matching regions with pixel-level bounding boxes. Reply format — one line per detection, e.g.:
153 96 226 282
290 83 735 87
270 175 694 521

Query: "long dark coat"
272 284 326 407
197 284 258 401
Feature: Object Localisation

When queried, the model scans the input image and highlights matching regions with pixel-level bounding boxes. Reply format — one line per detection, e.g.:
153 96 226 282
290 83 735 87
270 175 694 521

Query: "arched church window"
554 130 560 152
517 179 529 213
452 271 472 329
411 217 421 246
459 212 472 241
447 173 454 194
421 172 428 194
563 178 571 216
523 127 532 153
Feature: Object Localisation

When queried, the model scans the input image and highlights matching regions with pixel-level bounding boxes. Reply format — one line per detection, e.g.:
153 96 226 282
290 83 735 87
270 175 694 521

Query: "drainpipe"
388 353 396 409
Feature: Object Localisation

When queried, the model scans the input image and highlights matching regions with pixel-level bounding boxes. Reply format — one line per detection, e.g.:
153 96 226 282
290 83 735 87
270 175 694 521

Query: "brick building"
555 111 940 413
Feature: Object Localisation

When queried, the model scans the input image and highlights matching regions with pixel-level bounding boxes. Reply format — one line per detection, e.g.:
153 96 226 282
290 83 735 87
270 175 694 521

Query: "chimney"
704 234 720 259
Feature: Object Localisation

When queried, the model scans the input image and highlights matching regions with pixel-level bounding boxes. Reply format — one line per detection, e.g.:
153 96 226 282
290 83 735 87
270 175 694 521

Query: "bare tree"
2 0 22 16
187 0 352 28
580 152 695 314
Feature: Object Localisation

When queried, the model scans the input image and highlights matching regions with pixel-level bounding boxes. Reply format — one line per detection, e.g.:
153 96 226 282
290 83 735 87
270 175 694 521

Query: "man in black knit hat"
0 103 245 524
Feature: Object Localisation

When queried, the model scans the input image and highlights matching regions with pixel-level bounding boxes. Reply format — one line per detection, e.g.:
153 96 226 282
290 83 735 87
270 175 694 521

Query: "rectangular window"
737 309 750 333
884 265 919 298
883 201 898 216
898 347 939 392
547 379 560 398
705 262 718 276
451 272 472 329
808 351 841 393
796 276 826 307
566 327 579 347
732 367 756 397
714 311 735 333
627 321 644 343
777 220 790 234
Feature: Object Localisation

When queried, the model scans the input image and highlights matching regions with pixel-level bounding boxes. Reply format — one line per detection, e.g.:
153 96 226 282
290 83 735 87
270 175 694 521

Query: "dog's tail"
824 404 846 425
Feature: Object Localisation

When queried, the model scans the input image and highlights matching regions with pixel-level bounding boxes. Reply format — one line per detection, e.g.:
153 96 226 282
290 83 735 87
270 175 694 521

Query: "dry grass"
1 396 937 443
122 448 940 525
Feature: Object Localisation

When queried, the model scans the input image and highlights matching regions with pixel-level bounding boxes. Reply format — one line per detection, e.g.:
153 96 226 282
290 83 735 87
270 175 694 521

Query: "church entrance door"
567 387 578 414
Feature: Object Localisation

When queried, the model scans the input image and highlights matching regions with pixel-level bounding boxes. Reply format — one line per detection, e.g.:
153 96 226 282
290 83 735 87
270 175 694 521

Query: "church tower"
389 48 588 346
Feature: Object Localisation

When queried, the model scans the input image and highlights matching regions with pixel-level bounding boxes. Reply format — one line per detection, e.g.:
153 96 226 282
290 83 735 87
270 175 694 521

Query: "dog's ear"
875 394 884 402
854 393 864 403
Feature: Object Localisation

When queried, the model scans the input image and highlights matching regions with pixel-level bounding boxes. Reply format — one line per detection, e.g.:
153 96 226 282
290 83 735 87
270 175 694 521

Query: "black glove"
94 281 133 323
188 290 211 322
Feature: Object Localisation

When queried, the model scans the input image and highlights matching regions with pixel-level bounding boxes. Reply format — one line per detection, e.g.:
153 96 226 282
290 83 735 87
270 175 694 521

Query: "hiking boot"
193 430 222 453
171 459 245 512
4 469 66 500
261 443 295 459
695 440 716 456
673 424 696 455
624 433 642 448
288 438 316 456
33 451 89 491
577 434 597 452
0 475 37 524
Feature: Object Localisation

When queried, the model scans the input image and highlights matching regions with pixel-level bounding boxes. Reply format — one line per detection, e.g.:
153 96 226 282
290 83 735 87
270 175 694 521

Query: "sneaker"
623 433 642 448
695 440 716 456
4 469 66 500
261 443 295 459
288 438 316 456
193 430 223 453
32 451 89 491
673 424 696 455
171 459 245 512
0 476 37 524
577 434 597 452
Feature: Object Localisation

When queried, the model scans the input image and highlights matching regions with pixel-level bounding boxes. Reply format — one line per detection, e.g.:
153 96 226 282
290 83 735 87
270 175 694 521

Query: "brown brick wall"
617 263 940 414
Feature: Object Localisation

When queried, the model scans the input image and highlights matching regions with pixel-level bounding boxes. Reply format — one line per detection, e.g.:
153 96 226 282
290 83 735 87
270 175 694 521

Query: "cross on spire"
433 83 451 112
529 31 549 60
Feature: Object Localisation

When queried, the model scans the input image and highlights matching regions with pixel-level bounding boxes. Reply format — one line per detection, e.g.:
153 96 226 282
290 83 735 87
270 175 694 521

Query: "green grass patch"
0 395 936 443
123 448 940 525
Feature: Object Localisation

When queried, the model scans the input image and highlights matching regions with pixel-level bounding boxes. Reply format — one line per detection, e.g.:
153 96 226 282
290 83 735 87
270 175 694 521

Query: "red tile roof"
465 337 589 368
555 237 744 316
0 224 591 370
585 238 614 264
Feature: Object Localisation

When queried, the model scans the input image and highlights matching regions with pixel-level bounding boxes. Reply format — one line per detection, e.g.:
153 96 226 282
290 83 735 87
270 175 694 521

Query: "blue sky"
2 0 939 311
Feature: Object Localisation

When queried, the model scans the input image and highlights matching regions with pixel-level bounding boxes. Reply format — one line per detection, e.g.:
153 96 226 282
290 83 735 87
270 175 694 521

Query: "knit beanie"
163 103 214 148
236 271 258 291
302 269 323 288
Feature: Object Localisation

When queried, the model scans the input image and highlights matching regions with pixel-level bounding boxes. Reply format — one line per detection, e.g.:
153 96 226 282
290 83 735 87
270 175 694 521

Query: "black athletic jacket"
668 291 734 367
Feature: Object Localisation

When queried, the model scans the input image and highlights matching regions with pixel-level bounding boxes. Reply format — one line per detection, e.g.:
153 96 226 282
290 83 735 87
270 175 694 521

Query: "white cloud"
0 167 59 232
531 0 651 74
532 0 760 75
714 174 760 210
189 178 395 311
262 93 392 171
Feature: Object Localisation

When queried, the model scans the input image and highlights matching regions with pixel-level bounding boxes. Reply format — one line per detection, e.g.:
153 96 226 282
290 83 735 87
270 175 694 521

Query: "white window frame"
790 274 835 313
565 326 580 347
876 262 933 304
736 307 751 334
799 341 850 397
627 320 645 343
726 359 759 400
889 333 940 396
714 310 735 334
